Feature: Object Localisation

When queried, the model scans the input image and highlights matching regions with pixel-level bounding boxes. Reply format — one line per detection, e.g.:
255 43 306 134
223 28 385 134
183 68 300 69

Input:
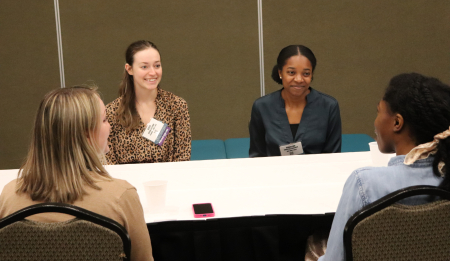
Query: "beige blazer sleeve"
118 188 154 261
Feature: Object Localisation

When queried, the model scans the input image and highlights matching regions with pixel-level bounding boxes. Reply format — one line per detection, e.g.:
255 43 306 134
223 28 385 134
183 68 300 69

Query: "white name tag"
279 142 304 156
142 118 171 146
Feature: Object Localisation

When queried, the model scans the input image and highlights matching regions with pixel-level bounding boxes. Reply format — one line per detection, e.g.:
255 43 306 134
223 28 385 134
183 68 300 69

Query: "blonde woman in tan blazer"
0 86 154 261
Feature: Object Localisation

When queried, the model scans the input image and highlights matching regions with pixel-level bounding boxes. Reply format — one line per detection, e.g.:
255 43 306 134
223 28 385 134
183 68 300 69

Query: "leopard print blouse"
106 88 191 164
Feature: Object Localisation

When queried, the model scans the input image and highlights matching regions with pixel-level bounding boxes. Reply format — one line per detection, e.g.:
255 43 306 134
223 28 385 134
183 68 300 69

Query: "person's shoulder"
106 97 122 114
1 179 18 195
352 164 396 177
0 179 21 218
348 164 404 192
106 97 122 125
107 179 141 206
342 166 385 204
98 178 136 196
0 179 24 208
351 165 377 175
158 88 188 107
312 88 339 106
110 178 135 189
253 89 281 107
107 97 122 108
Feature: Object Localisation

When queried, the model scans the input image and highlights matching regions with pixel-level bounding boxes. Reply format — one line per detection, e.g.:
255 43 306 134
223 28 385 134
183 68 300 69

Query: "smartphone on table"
192 203 215 218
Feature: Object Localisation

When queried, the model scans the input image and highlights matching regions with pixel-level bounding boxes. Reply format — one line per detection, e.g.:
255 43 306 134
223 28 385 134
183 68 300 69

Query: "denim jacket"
318 155 442 261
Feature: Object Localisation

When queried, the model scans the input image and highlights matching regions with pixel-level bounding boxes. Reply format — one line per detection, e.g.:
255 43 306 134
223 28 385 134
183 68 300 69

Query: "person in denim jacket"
315 73 450 261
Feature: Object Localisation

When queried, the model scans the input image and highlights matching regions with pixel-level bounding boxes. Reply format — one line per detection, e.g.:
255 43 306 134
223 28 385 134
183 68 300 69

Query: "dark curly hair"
271 45 316 85
383 73 450 189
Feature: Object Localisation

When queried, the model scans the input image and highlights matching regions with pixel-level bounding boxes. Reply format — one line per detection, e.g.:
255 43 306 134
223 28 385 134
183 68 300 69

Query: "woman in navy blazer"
249 45 342 157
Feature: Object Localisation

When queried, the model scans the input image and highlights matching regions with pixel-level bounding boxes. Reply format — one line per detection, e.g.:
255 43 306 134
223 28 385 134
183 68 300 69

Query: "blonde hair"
16 86 112 203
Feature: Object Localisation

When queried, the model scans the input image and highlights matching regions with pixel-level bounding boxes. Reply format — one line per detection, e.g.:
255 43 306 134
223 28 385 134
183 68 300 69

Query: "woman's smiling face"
125 47 162 92
279 55 312 97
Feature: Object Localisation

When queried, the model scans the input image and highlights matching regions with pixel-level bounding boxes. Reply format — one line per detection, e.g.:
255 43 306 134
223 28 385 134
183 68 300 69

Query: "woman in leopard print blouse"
106 40 191 164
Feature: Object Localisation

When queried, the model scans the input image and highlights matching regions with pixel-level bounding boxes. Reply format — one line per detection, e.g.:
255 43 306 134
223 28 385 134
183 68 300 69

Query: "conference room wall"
58 0 261 142
1 1 449 170
0 1 61 170
263 0 450 137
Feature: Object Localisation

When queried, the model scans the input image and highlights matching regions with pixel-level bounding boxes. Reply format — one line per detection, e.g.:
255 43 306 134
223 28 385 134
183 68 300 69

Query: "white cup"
144 180 168 214
369 142 395 166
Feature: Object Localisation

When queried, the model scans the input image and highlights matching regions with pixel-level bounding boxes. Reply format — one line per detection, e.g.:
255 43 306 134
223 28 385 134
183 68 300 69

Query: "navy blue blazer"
249 88 342 157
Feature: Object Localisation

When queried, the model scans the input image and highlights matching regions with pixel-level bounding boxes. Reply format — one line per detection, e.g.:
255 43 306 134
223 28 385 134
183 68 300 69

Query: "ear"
125 63 133 76
278 70 282 79
393 113 404 133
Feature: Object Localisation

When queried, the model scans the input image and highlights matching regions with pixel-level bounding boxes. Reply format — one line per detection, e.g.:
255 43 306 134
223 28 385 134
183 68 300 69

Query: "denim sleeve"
318 170 366 261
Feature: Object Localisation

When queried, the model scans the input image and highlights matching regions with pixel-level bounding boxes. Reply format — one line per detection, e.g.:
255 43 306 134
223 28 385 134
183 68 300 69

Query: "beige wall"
0 1 60 169
263 1 450 136
1 1 449 169
58 0 260 141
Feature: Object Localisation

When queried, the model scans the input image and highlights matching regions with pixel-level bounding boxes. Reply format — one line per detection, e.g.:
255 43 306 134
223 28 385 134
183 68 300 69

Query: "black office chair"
344 185 450 261
0 203 131 261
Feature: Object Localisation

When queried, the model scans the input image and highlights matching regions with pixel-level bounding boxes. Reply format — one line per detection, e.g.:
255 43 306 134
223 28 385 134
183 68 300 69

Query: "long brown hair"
117 40 160 130
16 86 112 203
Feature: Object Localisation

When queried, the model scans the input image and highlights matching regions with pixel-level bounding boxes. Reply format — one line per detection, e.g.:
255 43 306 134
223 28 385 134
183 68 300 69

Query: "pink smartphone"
192 203 215 218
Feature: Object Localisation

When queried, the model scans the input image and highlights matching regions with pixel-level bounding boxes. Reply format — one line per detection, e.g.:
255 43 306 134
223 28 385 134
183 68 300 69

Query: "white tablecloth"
0 152 375 223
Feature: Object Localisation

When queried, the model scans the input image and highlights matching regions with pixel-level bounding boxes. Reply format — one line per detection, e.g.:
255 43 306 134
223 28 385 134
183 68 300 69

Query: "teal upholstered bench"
191 139 227 161
341 134 375 152
224 138 250 159
202 134 374 160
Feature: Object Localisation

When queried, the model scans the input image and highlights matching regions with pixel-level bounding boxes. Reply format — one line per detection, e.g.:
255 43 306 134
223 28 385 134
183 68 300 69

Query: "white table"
0 152 376 223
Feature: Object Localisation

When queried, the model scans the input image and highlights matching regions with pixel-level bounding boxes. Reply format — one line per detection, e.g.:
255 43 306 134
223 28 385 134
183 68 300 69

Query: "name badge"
142 118 171 146
279 142 304 156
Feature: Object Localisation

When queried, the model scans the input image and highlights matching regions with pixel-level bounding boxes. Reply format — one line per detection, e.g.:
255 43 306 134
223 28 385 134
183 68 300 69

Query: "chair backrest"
0 203 131 261
344 185 450 261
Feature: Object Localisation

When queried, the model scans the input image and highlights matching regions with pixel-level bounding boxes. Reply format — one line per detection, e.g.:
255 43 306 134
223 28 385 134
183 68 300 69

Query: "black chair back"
0 203 131 261
344 185 450 261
